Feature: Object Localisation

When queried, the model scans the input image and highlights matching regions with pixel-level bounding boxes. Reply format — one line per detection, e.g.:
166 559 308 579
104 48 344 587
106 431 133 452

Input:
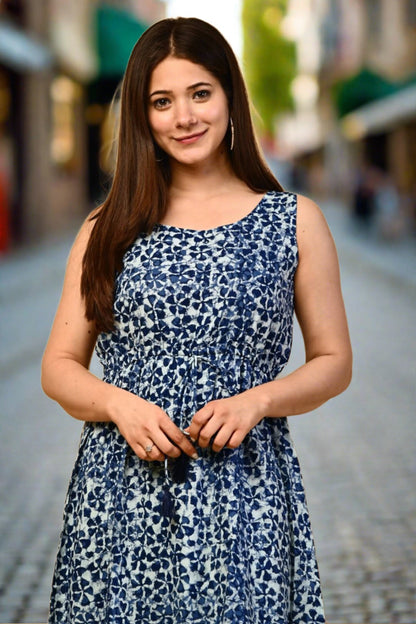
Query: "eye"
193 89 210 101
151 97 170 110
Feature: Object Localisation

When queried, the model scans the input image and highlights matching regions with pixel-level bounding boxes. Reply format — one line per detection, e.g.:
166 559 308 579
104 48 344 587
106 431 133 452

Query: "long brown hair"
82 17 284 332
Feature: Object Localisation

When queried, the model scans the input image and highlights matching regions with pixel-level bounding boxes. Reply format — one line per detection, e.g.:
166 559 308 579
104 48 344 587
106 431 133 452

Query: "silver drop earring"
230 117 235 151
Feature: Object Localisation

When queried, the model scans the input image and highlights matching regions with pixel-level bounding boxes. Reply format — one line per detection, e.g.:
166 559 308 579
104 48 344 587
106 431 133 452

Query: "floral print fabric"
49 191 326 623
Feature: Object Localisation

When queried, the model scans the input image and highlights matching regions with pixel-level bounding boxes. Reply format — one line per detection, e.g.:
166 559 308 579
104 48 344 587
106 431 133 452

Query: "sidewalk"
0 227 77 378
1 200 415 623
1 197 415 383
1 197 415 294
1 198 415 378
319 196 416 292
1 196 414 326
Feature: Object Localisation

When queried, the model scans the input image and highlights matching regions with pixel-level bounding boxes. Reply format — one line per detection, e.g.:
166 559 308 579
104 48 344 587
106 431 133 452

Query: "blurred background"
0 0 415 622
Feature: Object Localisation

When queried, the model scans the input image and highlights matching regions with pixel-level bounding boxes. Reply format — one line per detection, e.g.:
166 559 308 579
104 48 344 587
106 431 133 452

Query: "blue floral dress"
49 191 326 623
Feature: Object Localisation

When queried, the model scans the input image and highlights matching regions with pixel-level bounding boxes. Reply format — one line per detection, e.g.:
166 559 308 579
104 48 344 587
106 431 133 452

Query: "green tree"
242 0 295 136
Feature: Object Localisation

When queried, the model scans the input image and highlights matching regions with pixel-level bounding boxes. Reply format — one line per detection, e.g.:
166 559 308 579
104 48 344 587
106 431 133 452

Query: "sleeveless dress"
49 191 326 624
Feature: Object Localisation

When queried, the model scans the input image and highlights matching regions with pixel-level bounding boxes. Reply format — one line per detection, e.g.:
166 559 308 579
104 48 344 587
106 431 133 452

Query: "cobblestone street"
0 200 415 623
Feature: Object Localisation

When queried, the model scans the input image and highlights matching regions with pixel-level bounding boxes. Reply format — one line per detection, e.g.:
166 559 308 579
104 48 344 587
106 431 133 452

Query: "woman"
42 17 352 624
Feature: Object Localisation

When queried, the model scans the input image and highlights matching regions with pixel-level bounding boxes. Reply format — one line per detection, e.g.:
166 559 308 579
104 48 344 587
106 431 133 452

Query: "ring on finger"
145 443 154 454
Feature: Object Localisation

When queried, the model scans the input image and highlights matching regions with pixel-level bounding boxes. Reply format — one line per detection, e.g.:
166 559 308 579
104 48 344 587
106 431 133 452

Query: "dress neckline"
155 191 274 234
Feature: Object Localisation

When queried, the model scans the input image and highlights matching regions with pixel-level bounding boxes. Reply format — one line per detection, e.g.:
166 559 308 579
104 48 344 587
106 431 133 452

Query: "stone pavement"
0 227 83 624
319 195 416 291
0 198 415 623
289 197 416 622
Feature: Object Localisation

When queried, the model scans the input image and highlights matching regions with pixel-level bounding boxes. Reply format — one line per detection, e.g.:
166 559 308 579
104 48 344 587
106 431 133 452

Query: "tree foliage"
242 0 296 135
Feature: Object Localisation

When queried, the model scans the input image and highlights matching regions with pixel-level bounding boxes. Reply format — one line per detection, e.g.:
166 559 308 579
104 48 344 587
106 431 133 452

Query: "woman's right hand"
109 388 198 462
41 215 197 464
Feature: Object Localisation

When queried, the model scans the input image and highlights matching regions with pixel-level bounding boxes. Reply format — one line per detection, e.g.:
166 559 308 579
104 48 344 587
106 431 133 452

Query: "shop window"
0 73 11 125
50 76 81 169
320 0 341 67
0 0 24 23
408 0 416 25
365 0 382 39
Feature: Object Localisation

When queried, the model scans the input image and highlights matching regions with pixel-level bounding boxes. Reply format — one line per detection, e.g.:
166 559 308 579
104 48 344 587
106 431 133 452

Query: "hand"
186 390 266 453
110 388 198 462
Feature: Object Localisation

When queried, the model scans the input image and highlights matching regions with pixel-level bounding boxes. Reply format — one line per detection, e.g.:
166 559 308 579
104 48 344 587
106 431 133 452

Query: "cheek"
209 99 229 128
148 112 168 139
212 108 229 138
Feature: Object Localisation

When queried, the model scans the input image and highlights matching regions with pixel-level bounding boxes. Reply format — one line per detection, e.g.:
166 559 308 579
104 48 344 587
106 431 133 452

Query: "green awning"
341 83 416 139
334 68 398 118
95 4 147 78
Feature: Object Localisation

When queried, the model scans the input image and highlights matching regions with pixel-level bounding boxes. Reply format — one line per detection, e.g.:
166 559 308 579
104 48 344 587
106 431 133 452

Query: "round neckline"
155 191 273 234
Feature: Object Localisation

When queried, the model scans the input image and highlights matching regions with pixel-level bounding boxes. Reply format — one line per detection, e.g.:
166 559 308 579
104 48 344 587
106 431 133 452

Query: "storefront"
340 81 416 230
0 17 53 250
51 2 147 204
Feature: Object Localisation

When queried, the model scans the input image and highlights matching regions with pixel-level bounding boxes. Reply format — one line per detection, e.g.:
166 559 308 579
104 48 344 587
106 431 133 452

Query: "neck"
169 153 237 200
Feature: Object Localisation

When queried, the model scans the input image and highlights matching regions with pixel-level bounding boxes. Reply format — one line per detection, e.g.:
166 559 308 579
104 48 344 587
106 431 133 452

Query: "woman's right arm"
41 216 197 462
41 216 109 422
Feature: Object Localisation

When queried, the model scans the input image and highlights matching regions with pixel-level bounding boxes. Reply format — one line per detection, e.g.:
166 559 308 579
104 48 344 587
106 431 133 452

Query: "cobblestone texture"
0 201 415 623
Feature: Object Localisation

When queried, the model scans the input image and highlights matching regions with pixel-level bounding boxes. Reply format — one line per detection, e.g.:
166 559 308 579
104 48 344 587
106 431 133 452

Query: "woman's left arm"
255 193 353 415
187 194 352 451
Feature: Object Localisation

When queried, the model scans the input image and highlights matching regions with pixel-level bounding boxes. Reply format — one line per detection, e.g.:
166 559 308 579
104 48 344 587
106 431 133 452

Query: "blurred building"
277 0 416 228
0 0 55 249
0 0 165 253
52 0 164 205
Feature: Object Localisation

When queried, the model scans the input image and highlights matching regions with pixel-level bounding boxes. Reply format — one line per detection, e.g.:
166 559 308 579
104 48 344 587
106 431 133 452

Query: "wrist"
104 385 126 425
246 383 274 420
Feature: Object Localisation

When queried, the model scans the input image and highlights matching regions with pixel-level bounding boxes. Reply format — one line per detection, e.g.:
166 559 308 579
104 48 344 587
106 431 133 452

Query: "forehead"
149 57 217 92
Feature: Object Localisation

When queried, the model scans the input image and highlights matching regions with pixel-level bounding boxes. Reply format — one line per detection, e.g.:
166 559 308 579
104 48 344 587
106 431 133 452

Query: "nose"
174 98 197 129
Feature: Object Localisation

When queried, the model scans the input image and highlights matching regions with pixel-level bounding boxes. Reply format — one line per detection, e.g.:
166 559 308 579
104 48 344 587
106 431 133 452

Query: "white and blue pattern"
49 191 326 623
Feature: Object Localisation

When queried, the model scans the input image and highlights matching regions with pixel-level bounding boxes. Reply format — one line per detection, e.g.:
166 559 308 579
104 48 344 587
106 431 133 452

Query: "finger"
134 445 147 461
151 424 198 459
197 417 225 448
226 430 245 450
133 444 165 462
188 404 215 441
150 430 181 458
210 426 234 453
161 422 199 458
143 440 165 462
135 442 165 462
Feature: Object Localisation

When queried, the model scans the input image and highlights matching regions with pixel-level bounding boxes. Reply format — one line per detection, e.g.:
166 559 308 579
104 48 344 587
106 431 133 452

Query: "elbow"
334 349 353 396
41 354 57 399
337 369 352 396
40 361 52 399
344 358 353 391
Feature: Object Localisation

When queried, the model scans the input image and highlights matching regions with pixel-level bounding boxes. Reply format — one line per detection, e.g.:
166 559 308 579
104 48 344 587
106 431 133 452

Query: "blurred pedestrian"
352 162 376 230
372 170 404 240
42 17 352 624
0 135 10 253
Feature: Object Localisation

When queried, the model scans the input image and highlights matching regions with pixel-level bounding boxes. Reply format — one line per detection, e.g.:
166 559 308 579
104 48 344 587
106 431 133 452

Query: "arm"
249 193 352 415
188 194 352 449
41 215 197 462
41 215 106 421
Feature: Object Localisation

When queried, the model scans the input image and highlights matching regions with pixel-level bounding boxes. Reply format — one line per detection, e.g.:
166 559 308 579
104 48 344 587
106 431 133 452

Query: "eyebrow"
149 81 213 98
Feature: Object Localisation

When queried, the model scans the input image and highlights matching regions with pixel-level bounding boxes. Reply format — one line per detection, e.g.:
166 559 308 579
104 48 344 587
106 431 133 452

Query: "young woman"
42 17 352 624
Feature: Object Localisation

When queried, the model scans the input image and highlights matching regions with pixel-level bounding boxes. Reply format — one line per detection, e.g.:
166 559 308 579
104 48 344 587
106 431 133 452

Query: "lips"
174 130 207 144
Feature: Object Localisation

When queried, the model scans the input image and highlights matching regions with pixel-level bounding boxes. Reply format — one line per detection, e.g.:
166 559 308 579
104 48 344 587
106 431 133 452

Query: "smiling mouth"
174 130 207 144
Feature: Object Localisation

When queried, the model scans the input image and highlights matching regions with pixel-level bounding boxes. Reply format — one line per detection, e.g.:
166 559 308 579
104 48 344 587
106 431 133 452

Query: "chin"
172 145 225 167
170 151 208 166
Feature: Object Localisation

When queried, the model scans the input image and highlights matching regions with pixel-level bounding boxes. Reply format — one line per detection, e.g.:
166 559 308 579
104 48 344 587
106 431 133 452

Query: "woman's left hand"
186 390 267 452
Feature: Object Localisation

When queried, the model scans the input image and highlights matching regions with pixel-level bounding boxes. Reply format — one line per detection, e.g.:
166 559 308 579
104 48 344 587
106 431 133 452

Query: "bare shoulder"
296 194 329 233
67 207 100 267
295 194 335 254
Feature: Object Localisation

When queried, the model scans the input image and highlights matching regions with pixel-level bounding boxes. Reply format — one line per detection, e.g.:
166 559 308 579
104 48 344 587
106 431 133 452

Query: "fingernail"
191 453 198 460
